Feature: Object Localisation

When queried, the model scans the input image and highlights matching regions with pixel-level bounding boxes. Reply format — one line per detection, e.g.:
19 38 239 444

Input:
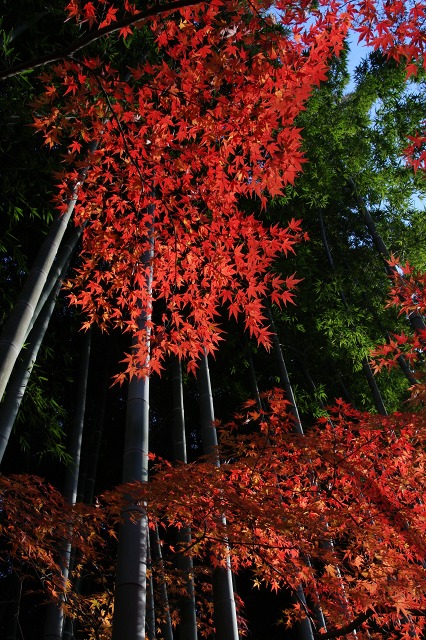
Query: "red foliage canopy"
31 0 426 379
3 393 426 638
371 256 426 373
102 391 426 638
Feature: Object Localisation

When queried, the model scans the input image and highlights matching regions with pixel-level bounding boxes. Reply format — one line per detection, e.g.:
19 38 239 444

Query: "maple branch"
170 525 208 558
0 0 205 82
84 63 147 195
316 608 375 639
252 547 319 633
317 606 426 639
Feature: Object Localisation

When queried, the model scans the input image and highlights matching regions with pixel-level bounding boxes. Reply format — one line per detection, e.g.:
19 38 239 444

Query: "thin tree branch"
0 0 204 82
316 607 375 639
317 606 426 639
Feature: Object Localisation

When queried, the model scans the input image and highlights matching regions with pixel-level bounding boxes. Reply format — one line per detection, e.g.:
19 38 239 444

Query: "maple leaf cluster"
353 0 426 66
32 0 350 379
98 391 426 638
31 0 426 379
0 475 106 601
405 128 426 172
3 390 426 637
371 257 426 371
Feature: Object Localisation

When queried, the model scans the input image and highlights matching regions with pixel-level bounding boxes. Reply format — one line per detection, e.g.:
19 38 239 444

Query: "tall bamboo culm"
172 356 198 640
43 329 92 640
197 353 239 640
112 213 154 640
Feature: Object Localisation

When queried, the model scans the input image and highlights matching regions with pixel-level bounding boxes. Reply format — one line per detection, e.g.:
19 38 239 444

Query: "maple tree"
133 255 426 638
117 387 426 640
28 0 426 380
0 474 111 637
1 0 426 639
3 375 426 638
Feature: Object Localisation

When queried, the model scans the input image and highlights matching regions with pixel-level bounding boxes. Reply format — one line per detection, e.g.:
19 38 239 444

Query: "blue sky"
346 33 373 92
345 33 425 210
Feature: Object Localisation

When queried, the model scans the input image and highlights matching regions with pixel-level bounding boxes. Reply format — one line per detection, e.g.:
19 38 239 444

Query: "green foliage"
261 46 426 416
12 331 74 463
17 372 70 462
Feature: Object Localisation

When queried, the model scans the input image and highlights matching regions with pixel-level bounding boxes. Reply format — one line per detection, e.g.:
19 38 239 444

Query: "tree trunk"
43 329 91 640
0 141 96 401
172 356 198 640
197 353 239 640
248 341 324 637
264 310 323 640
146 538 157 640
265 306 304 435
150 525 174 640
84 363 109 505
362 357 387 416
112 350 150 640
0 268 65 464
25 223 83 342
172 356 189 464
244 338 263 411
66 367 110 640
112 215 154 640
394 350 418 386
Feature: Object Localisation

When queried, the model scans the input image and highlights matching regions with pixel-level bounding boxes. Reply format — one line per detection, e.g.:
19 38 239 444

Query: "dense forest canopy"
0 1 426 639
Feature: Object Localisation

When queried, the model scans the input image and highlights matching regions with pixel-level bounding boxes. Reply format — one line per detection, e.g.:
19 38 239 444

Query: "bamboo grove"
1 1 426 639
